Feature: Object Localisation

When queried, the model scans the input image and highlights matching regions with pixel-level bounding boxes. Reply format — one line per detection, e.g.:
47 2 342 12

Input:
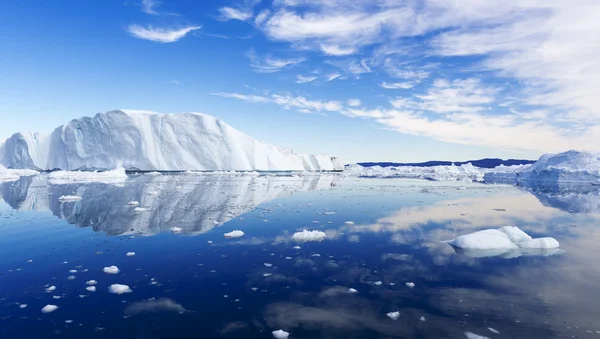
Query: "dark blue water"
1 174 599 338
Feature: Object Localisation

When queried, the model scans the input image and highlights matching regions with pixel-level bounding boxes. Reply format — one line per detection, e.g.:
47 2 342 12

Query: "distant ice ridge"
344 163 484 182
0 164 38 182
485 150 600 183
49 167 127 185
0 110 341 171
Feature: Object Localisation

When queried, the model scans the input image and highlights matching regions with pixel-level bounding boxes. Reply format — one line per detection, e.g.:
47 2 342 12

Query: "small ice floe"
127 201 140 206
420 316 426 322
387 311 400 320
447 226 562 258
53 296 62 299
170 227 183 234
464 332 490 339
285 257 292 260
65 320 73 324
292 230 327 242
406 282 415 288
26 260 33 263
133 207 148 212
224 230 244 238
207 240 213 244
86 286 96 292
312 254 321 257
146 171 162 176
344 221 355 225
58 195 82 202
251 287 258 291
323 211 336 215
348 288 358 293
373 281 382 286
86 280 97 285
263 273 272 277
67 276 76 280
69 269 77 273
103 266 120 274
19 304 27 309
264 263 273 267
46 286 56 292
272 329 290 339
487 328 499 334
293 246 301 249
108 284 132 294
41 305 59 313
126 252 136 257
457 186 467 191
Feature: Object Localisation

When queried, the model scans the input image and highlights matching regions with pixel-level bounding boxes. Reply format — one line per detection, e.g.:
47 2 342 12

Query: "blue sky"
0 0 598 163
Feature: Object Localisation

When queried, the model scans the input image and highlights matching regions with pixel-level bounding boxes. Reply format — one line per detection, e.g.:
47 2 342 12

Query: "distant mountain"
356 158 536 169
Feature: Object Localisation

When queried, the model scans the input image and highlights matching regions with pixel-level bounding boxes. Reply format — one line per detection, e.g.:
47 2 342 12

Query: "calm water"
1 174 600 338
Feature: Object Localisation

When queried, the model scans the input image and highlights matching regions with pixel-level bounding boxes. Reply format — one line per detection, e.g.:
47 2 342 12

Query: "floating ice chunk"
487 328 499 334
264 263 273 267
86 286 96 292
58 195 82 202
293 246 301 249
20 304 27 309
134 207 148 212
170 227 183 234
127 201 140 206
224 230 244 238
108 284 132 294
65 320 73 324
420 316 426 321
405 282 415 288
464 332 490 339
263 273 272 277
45 286 56 292
348 288 358 293
457 186 467 191
449 229 517 250
49 167 127 185
373 281 382 286
103 266 120 274
285 257 292 260
344 221 355 225
67 275 76 280
272 329 290 339
292 230 327 242
86 280 97 285
518 237 560 249
126 252 136 256
41 305 59 313
146 171 162 176
387 311 400 320
498 226 532 243
69 269 77 273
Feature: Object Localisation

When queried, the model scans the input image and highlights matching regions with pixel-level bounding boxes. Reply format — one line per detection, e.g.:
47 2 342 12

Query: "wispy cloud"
169 80 181 86
347 98 361 107
127 25 201 43
140 0 160 15
296 75 318 83
247 49 305 73
380 82 414 89
219 7 253 21
325 73 341 81
211 91 342 114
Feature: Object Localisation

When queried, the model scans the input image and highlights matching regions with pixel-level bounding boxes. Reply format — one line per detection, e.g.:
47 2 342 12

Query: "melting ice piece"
127 201 140 206
58 195 82 202
103 266 120 274
170 227 183 234
272 329 290 339
134 207 148 212
19 304 27 309
41 305 59 313
126 252 136 256
108 284 132 294
45 286 56 292
264 263 273 267
405 282 415 288
344 221 355 225
86 280 98 285
373 281 382 286
224 230 245 238
464 332 490 339
86 286 96 292
292 230 327 242
348 288 358 293
387 311 400 320
488 328 500 334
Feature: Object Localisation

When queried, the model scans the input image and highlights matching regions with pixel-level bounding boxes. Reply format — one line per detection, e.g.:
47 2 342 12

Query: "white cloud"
320 44 356 56
381 82 414 89
141 0 159 15
211 91 342 113
347 98 361 107
296 75 318 83
127 25 201 43
325 73 341 81
219 7 252 21
255 9 271 25
248 49 305 73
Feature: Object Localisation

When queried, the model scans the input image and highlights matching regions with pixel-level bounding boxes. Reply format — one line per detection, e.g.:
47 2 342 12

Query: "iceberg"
49 167 127 185
448 226 561 258
0 164 38 182
0 110 341 171
344 163 484 182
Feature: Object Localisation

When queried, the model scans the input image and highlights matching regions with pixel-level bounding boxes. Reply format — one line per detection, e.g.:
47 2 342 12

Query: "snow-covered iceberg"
0 110 342 171
447 226 562 258
485 150 600 184
344 163 484 182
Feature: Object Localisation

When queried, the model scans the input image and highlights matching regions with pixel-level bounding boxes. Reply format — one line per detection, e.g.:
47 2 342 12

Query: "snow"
41 305 59 314
272 329 290 339
49 167 127 185
0 110 341 171
387 311 400 320
486 150 600 183
103 265 120 274
108 284 132 294
448 226 560 258
224 230 245 238
292 230 327 242
345 163 484 182
86 286 96 292
464 332 490 339
58 195 82 202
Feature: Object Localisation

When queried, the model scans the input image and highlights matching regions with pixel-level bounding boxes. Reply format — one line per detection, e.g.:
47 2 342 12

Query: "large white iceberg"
448 226 562 258
0 110 342 171
485 150 600 183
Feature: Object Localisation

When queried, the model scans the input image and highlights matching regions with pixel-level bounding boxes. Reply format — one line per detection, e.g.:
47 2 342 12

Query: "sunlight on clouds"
211 91 342 113
127 25 201 43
